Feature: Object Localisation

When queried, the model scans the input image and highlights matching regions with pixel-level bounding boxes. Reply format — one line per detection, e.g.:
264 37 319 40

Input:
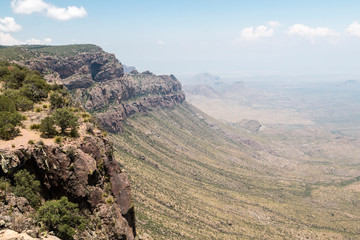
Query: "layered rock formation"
0 134 135 240
20 46 185 133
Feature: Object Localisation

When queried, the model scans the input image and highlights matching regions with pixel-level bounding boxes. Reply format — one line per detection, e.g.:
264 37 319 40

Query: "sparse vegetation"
54 136 62 144
53 108 79 135
30 123 41 130
36 196 87 240
113 104 360 240
0 99 23 139
40 116 57 137
13 169 41 208
0 62 50 140
50 91 71 109
86 124 94 134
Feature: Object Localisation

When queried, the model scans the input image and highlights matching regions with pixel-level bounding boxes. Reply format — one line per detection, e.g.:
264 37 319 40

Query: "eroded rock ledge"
21 47 185 133
0 134 135 240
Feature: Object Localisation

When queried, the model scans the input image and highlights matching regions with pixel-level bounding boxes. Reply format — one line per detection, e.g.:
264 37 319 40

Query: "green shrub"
40 117 57 137
20 83 48 102
0 95 16 112
14 96 34 111
0 177 11 191
35 107 42 112
42 104 48 109
70 128 79 138
13 169 41 208
36 196 87 240
101 131 108 137
50 92 70 109
0 177 11 202
106 196 114 204
28 140 35 145
0 123 20 140
54 136 62 144
0 111 22 140
86 124 94 134
30 123 41 130
53 109 78 135
81 113 90 118
4 89 33 111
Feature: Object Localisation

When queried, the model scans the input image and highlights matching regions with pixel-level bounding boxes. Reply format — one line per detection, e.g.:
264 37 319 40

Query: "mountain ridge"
0 44 185 133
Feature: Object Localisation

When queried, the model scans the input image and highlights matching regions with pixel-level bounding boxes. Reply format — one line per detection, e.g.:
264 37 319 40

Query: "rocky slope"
0 133 135 239
0 44 185 239
10 45 185 133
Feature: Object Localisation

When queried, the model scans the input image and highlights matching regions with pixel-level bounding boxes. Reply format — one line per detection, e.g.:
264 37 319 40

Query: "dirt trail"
0 127 53 150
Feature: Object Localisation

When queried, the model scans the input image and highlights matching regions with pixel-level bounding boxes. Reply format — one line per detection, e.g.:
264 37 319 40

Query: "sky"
1 0 360 80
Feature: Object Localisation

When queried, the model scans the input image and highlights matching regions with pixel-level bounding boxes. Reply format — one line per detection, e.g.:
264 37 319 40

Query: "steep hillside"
0 44 185 133
112 103 360 240
0 61 135 239
1 45 360 239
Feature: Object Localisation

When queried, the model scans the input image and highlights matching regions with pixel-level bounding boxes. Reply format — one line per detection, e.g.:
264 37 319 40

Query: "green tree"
50 92 70 109
0 95 16 112
0 111 23 140
40 116 57 137
53 109 78 135
20 83 48 102
4 89 33 111
13 169 41 208
36 196 87 240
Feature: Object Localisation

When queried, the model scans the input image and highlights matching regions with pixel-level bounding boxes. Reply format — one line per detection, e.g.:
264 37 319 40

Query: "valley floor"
112 103 360 240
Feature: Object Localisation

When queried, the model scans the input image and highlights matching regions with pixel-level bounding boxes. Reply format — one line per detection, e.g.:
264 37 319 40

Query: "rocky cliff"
0 133 135 239
16 45 185 133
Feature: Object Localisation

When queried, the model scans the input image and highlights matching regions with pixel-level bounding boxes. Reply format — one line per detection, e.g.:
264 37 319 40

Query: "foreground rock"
0 134 135 240
0 229 60 240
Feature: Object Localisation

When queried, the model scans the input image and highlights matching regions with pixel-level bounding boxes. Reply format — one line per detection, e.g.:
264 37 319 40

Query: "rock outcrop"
0 229 60 240
19 45 185 133
0 134 135 240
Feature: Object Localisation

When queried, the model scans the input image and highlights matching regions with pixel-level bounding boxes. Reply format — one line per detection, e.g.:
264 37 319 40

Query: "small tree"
36 196 87 240
0 111 23 140
13 169 41 208
20 83 48 102
40 116 57 137
0 95 16 112
4 88 34 111
50 92 70 109
53 109 78 135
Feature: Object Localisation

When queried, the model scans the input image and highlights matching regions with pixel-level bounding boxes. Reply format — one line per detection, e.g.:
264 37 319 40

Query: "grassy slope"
112 103 360 239
0 44 101 61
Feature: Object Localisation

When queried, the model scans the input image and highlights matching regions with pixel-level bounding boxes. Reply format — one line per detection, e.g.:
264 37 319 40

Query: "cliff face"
0 134 135 240
20 46 185 133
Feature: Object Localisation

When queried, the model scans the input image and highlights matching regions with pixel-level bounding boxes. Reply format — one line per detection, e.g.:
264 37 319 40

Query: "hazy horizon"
1 1 360 78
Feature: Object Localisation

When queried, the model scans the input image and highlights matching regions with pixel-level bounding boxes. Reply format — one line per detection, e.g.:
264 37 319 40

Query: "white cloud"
268 21 281 28
0 32 22 45
11 0 87 21
11 0 47 14
236 25 274 41
156 40 166 45
345 21 360 37
45 5 87 21
25 37 52 44
0 17 22 32
286 24 339 42
0 32 52 46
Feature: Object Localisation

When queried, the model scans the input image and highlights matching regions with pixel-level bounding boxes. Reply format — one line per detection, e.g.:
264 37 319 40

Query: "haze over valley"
0 1 360 240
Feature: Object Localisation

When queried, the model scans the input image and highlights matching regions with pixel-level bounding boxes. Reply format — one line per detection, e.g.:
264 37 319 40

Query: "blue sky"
1 0 360 79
